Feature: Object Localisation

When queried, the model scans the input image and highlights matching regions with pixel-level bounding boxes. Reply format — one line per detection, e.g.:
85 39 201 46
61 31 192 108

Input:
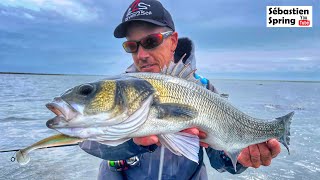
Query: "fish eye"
78 84 94 96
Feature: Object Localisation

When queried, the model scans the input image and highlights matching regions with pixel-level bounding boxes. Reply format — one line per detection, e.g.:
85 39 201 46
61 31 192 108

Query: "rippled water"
0 74 319 180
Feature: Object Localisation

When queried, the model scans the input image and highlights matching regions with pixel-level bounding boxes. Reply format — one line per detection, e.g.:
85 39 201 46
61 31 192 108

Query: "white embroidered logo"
125 0 152 21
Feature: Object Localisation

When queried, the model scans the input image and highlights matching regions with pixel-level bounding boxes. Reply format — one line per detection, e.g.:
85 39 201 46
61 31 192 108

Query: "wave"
0 116 40 122
264 104 306 111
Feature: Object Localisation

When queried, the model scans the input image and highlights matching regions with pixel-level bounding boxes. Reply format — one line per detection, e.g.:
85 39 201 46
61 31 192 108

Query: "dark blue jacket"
79 38 247 179
80 138 247 180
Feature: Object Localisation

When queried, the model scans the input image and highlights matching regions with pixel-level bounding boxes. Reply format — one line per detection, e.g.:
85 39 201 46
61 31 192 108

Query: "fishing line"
0 144 78 153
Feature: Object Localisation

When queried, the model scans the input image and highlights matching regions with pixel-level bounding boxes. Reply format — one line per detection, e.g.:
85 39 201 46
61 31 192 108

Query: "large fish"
45 60 294 170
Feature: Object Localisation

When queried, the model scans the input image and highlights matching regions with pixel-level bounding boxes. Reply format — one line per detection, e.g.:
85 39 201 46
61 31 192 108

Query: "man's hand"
181 128 209 148
133 135 160 146
237 138 281 168
133 127 209 148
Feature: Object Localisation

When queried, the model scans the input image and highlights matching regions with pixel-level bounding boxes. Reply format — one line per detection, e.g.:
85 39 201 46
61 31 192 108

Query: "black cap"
114 0 175 38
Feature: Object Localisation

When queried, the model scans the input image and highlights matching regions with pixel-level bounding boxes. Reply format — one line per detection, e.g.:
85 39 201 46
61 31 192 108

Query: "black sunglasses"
123 31 173 53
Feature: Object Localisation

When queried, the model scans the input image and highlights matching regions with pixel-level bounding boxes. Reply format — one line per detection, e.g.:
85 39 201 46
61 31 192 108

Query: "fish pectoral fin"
96 138 131 147
225 149 242 172
155 103 198 121
158 132 200 163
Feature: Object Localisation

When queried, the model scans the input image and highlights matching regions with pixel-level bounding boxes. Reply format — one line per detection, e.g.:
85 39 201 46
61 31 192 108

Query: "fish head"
46 76 155 138
46 79 125 131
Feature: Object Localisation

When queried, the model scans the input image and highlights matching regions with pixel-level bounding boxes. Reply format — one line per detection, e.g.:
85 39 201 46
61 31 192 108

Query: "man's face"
126 25 178 73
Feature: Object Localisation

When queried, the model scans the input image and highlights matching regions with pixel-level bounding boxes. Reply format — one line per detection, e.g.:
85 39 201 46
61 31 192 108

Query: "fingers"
257 143 272 166
181 127 208 147
249 145 261 168
181 127 208 139
133 128 208 147
267 139 281 158
238 140 281 168
200 142 209 148
181 128 199 136
237 147 252 167
199 130 207 139
133 135 159 146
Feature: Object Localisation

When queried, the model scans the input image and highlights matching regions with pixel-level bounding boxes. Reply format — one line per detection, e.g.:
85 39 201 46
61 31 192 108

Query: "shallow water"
0 74 319 180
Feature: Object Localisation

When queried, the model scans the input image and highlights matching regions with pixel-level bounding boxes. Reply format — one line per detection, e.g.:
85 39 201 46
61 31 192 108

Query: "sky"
0 0 319 80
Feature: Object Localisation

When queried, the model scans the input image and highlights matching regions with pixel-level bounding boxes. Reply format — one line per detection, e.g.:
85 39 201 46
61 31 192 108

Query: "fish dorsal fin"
161 54 202 86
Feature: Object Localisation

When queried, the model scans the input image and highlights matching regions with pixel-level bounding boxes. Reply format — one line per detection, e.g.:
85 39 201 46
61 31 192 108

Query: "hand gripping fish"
17 60 294 171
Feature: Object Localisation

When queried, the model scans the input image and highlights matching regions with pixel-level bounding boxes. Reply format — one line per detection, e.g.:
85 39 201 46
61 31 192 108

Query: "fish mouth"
46 97 79 129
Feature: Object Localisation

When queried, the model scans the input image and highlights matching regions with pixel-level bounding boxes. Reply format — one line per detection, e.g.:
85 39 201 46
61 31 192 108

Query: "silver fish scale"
126 72 284 149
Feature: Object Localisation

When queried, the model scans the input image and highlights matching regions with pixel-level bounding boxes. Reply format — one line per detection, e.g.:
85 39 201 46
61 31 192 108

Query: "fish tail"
16 149 30 165
277 111 294 155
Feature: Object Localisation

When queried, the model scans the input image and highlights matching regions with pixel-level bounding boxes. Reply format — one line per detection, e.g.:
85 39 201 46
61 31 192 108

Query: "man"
80 0 281 179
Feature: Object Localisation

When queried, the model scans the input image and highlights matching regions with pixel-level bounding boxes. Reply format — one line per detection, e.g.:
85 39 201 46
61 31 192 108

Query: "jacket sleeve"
206 148 247 174
79 139 158 160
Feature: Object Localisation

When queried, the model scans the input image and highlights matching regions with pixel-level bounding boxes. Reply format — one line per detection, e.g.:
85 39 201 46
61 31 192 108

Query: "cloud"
23 12 35 19
294 57 314 61
0 0 98 22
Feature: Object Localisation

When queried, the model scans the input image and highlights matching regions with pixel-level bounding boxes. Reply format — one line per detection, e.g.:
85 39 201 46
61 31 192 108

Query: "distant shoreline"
0 72 99 76
0 72 64 75
0 72 319 83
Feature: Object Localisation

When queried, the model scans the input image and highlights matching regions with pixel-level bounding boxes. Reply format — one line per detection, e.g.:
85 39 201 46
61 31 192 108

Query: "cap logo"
125 0 152 21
